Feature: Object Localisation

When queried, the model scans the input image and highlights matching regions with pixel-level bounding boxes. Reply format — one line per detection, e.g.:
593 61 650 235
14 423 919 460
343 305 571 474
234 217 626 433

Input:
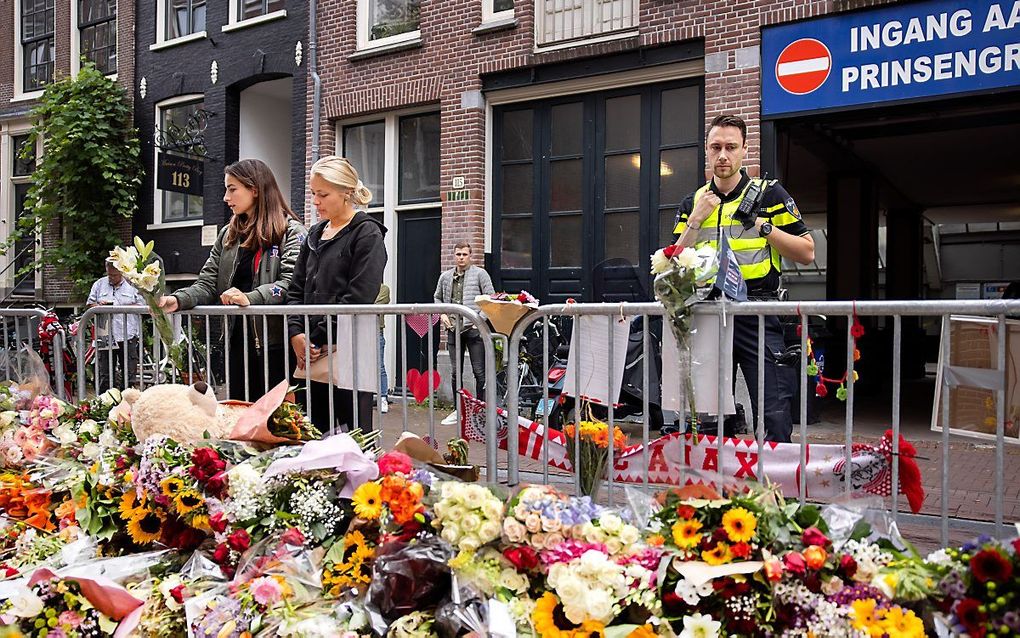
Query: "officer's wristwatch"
759 221 773 238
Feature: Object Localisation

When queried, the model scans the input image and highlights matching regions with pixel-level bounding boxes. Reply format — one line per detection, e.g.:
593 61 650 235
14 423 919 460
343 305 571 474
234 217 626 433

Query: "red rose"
503 546 539 571
281 527 306 547
663 245 681 259
730 542 752 559
801 527 829 548
192 447 221 467
169 584 187 604
204 472 227 497
783 551 807 575
227 529 251 553
676 505 696 520
189 466 209 483
838 554 858 579
209 512 228 534
211 543 230 564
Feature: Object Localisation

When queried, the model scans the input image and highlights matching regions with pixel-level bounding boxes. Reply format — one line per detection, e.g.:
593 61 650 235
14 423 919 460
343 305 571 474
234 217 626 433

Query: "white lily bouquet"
650 244 717 429
108 237 190 375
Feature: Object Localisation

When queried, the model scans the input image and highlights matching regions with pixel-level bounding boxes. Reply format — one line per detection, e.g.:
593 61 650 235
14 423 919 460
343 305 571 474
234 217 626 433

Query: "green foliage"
6 62 142 298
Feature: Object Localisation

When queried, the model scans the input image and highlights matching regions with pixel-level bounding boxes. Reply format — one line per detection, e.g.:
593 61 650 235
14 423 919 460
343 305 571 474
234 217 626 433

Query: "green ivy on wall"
6 62 142 299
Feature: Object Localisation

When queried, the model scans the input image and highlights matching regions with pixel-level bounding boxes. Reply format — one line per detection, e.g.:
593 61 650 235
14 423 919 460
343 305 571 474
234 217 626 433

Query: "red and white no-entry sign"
775 38 831 95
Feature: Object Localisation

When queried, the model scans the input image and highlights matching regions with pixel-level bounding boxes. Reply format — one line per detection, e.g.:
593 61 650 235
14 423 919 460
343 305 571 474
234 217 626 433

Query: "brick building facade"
1 0 135 305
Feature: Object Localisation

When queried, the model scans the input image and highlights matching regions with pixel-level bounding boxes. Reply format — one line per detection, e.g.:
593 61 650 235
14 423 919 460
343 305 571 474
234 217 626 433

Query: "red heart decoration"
406 369 441 404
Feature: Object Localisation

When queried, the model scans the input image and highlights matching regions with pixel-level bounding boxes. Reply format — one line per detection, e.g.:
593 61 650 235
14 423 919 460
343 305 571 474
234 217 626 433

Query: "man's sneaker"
441 411 459 426
380 397 389 414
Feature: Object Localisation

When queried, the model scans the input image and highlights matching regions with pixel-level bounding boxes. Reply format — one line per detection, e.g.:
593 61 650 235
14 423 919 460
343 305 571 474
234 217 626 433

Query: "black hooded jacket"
286 211 387 346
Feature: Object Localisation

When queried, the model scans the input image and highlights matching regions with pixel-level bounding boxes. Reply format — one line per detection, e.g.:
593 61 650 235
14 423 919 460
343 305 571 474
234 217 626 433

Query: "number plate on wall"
156 153 204 196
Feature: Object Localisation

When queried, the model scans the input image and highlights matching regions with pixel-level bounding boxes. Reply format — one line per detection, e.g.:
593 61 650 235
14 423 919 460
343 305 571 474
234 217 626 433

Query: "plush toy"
128 381 234 443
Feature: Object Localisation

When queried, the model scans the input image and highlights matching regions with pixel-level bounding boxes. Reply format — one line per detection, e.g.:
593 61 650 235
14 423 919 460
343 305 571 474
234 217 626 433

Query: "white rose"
79 419 99 435
0 411 17 428
478 520 501 543
481 499 504 520
605 539 624 555
532 533 547 548
459 536 481 553
674 247 699 270
82 442 102 460
432 501 448 518
599 514 623 535
7 586 44 618
619 525 640 546
544 532 565 550
54 425 77 445
447 505 468 522
524 513 542 533
441 525 461 545
503 518 527 544
584 589 615 624
98 429 118 448
499 568 528 593
650 249 671 275
460 513 482 533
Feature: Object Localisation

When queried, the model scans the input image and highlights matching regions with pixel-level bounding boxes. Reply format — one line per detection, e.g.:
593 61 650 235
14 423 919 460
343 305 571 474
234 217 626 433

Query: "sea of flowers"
1 381 1018 638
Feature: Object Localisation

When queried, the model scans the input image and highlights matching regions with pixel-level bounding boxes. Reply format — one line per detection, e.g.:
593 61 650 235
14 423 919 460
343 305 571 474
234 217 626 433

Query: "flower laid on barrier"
476 290 539 335
650 244 717 432
108 237 190 375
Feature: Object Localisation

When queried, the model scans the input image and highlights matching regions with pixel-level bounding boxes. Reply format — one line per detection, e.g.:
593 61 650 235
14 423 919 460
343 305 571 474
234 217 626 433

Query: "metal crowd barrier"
506 299 1020 547
76 304 501 470
0 308 66 400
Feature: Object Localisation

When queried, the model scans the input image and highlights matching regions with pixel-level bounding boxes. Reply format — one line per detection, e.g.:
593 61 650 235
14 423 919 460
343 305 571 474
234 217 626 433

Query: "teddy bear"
126 381 235 443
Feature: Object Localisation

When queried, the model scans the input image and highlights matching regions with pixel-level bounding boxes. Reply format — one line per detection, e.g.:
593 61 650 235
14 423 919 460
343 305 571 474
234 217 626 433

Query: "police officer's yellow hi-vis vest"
672 178 799 285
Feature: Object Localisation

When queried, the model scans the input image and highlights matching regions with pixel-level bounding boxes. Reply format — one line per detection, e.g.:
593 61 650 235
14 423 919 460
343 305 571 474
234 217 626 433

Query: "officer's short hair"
454 241 472 254
707 114 747 144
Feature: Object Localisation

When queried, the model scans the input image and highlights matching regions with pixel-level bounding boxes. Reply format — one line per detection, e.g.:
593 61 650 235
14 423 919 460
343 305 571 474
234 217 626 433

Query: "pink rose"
377 451 413 476
801 527 829 548
783 551 807 575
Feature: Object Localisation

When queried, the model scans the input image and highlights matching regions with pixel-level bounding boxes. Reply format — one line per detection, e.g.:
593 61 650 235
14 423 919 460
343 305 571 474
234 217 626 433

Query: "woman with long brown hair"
159 158 305 401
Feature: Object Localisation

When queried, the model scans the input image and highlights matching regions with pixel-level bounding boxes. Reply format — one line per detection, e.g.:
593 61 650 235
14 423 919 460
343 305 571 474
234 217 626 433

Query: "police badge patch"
785 197 802 220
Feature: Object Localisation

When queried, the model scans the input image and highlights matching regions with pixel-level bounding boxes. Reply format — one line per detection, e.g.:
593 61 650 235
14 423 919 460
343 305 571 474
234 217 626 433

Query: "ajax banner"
762 0 1020 116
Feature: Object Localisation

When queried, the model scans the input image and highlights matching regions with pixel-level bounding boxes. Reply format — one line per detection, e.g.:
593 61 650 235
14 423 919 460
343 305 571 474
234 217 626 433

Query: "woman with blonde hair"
287 156 386 433
159 158 305 401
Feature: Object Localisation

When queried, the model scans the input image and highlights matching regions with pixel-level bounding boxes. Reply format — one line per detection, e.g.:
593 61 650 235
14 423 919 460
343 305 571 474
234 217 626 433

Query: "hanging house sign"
154 107 214 194
156 153 204 196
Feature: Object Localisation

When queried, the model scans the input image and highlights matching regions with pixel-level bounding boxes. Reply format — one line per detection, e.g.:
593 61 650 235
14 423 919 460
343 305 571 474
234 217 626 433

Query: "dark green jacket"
173 217 306 347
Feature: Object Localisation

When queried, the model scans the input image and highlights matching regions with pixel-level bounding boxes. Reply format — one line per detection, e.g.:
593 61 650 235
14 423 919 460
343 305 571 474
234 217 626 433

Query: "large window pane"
493 0 514 10
550 102 582 156
659 147 700 207
398 112 440 203
605 95 640 152
661 86 700 146
82 20 117 74
502 164 532 214
501 218 532 269
501 110 532 162
550 215 582 267
659 208 678 246
368 0 420 41
80 0 114 22
343 122 385 207
604 211 639 265
13 184 35 294
549 159 581 212
604 153 640 210
22 0 54 92
167 0 205 39
159 100 205 221
241 0 284 20
13 136 35 177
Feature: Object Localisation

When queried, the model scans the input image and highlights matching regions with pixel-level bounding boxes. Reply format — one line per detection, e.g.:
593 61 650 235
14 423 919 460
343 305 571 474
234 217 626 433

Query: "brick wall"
0 0 137 305
311 0 896 276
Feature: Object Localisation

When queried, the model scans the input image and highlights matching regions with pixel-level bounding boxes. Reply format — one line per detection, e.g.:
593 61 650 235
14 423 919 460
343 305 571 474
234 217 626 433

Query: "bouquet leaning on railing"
650 243 717 432
563 415 627 498
108 237 189 376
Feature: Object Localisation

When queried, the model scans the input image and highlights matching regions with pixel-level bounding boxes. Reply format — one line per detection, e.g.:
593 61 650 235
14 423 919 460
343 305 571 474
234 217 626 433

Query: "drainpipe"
309 0 321 224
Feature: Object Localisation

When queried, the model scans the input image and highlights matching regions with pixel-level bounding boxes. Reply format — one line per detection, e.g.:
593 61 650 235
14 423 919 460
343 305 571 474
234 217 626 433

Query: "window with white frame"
78 0 117 75
483 0 513 22
8 134 38 295
20 0 55 93
155 97 205 223
358 0 420 48
339 108 440 220
165 0 206 41
236 0 285 22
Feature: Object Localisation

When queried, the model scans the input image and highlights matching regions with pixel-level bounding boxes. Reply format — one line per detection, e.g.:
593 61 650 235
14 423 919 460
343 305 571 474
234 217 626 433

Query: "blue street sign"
762 0 1020 116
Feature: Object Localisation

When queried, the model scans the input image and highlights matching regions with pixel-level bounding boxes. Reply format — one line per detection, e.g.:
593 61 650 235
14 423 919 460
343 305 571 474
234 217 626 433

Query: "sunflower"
173 489 204 516
702 542 732 566
670 519 703 549
532 593 605 638
721 507 757 543
352 481 383 520
119 490 144 520
160 477 185 498
879 607 924 638
190 513 211 532
127 509 165 544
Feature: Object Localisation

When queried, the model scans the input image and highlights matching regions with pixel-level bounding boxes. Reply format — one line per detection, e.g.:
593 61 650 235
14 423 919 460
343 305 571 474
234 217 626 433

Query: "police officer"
672 114 815 442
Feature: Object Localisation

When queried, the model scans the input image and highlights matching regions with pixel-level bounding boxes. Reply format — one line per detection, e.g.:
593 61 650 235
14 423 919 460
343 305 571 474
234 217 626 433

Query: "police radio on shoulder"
732 173 768 231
